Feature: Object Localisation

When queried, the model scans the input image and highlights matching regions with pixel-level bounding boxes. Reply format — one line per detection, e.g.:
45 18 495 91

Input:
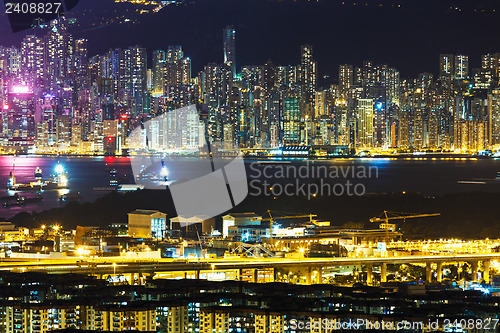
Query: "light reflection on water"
0 155 498 218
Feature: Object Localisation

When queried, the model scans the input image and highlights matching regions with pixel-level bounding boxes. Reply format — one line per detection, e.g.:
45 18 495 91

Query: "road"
1 253 499 276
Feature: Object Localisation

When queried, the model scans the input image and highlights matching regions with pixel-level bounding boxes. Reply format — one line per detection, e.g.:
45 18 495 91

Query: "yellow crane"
254 210 318 240
370 211 440 244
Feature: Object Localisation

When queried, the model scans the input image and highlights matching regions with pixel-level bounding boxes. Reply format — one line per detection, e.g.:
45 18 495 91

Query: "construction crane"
370 211 440 244
254 210 318 240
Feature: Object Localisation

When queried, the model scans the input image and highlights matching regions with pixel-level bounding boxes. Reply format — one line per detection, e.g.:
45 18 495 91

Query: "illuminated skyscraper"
0 46 21 76
266 91 281 148
378 66 400 106
438 55 454 106
223 26 236 78
56 115 72 149
428 107 439 149
300 44 317 98
164 46 191 87
439 54 454 77
339 64 353 96
282 92 301 145
413 90 425 150
44 18 73 91
482 53 500 80
398 108 411 149
128 46 147 115
373 100 386 147
361 60 376 87
40 94 58 146
166 45 183 63
20 35 44 85
152 50 165 94
488 89 500 147
180 58 191 85
103 119 119 154
6 85 35 146
454 55 469 79
73 38 89 91
314 90 328 117
357 99 374 148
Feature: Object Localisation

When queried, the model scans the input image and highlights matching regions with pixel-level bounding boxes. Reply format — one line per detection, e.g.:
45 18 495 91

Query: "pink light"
12 86 30 94
3 104 9 110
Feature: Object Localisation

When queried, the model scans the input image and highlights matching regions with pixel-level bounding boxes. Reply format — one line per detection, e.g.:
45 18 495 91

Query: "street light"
113 262 117 276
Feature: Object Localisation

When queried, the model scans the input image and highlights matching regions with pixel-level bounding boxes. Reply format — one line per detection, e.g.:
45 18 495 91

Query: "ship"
59 192 82 202
135 159 170 186
109 169 119 186
7 171 42 191
34 167 43 180
3 193 42 207
41 163 69 190
43 179 68 190
7 164 69 191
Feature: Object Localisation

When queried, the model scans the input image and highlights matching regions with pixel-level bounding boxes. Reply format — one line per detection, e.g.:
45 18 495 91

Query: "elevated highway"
1 253 499 284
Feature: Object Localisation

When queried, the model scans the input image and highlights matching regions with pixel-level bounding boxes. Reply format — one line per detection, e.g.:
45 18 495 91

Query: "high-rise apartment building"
73 38 90 90
44 18 73 91
128 46 147 115
6 85 35 146
152 50 165 94
339 64 354 95
300 44 317 98
488 89 500 147
454 55 469 79
357 99 374 148
20 35 44 85
282 92 301 145
439 54 454 77
223 26 236 78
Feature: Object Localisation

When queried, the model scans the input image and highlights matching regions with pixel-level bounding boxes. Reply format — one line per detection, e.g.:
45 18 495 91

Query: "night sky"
1 0 500 83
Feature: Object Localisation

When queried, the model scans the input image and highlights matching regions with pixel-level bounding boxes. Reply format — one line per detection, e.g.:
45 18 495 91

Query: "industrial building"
127 210 167 239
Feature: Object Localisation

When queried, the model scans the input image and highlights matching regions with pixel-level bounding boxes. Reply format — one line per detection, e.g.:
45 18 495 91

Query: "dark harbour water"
0 155 499 219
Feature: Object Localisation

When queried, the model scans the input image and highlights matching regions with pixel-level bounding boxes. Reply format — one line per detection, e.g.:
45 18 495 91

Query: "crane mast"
370 211 440 244
257 210 318 240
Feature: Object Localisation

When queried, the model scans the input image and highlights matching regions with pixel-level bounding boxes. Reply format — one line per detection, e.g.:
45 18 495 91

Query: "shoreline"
0 152 496 160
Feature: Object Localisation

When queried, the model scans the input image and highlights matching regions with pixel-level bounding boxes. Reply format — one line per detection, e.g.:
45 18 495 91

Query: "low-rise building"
222 213 262 238
170 215 216 237
128 210 167 239
228 225 270 242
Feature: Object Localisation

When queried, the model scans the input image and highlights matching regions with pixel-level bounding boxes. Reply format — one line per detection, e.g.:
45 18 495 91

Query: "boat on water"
59 192 82 202
7 164 69 191
109 169 119 186
3 197 26 207
34 167 43 180
7 171 43 191
135 159 170 186
3 193 43 207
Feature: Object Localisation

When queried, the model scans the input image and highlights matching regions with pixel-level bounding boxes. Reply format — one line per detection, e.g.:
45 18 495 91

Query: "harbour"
0 155 499 218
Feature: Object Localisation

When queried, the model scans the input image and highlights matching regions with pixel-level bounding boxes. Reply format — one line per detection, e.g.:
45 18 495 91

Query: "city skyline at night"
1 16 500 154
0 1 500 332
